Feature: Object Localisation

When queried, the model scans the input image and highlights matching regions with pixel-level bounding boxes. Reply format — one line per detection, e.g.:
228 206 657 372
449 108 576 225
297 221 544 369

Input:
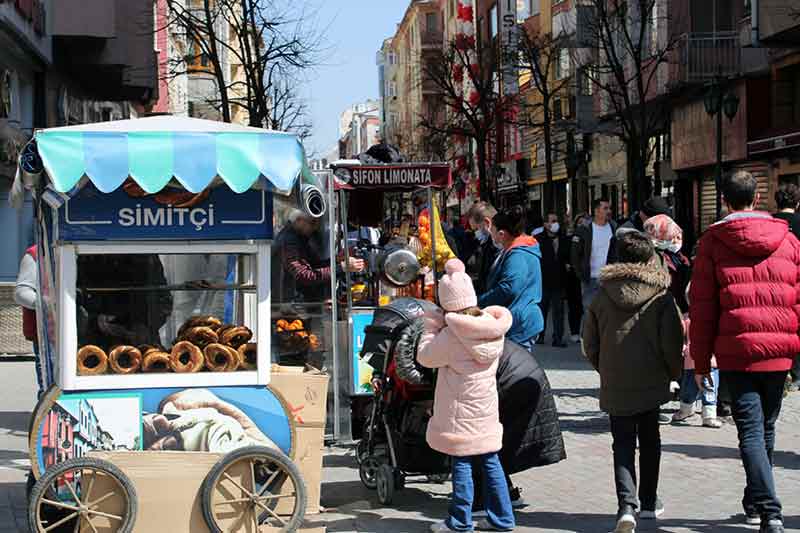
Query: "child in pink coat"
418 259 515 533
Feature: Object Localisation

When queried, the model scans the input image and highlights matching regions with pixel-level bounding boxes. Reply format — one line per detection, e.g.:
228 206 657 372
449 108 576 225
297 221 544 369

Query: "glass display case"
58 242 271 391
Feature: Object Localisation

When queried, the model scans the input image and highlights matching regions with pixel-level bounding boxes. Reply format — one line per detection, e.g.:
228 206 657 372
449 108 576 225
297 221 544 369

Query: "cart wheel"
376 465 395 505
28 457 137 533
426 473 451 484
359 455 382 490
202 446 307 533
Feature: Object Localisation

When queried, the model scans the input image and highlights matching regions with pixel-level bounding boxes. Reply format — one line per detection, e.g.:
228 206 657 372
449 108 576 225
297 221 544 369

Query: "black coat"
497 340 566 473
538 232 571 290
471 238 499 295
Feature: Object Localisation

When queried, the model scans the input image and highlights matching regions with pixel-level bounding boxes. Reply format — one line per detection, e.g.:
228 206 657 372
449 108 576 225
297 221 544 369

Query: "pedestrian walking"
15 244 42 398
478 205 544 351
690 170 799 533
582 232 684 533
418 259 515 533
617 196 672 236
772 182 800 392
466 202 500 295
571 198 617 316
564 214 587 343
537 213 570 347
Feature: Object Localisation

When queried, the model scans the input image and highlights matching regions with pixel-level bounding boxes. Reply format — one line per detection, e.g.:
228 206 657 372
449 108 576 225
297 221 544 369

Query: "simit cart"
15 116 331 533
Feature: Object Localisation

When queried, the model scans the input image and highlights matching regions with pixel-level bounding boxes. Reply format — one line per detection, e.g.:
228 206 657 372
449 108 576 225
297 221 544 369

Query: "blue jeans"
447 453 514 532
580 279 600 332
723 371 787 522
680 368 719 406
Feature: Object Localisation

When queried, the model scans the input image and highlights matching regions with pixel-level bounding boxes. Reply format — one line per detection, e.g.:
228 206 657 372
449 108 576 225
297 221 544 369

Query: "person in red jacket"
690 171 799 533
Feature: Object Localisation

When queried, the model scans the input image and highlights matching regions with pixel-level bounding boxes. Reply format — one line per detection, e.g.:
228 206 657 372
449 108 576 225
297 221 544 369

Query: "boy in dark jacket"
582 232 683 533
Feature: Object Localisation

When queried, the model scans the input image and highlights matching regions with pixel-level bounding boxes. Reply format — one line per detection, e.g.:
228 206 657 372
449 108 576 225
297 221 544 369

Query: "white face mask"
475 228 490 243
667 242 682 254
548 222 560 234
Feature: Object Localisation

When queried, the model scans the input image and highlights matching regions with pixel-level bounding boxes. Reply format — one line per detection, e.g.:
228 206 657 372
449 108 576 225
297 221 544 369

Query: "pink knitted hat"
438 259 477 312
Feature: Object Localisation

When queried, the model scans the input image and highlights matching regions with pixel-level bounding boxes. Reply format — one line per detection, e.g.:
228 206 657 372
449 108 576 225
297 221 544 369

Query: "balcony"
421 30 443 49
672 32 741 85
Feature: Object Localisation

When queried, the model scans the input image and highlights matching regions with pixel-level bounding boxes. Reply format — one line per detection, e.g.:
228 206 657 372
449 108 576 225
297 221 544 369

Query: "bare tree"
573 0 679 211
165 0 327 131
516 29 574 211
419 42 510 201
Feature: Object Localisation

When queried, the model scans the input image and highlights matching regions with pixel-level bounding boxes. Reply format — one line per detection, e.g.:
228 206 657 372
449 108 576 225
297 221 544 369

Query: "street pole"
715 101 723 220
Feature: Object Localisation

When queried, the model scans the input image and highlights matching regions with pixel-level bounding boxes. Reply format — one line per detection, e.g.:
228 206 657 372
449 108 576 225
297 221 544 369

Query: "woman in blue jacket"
478 205 544 350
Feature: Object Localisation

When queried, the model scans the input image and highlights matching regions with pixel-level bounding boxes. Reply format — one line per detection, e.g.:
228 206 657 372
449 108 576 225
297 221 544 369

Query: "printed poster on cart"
351 310 375 395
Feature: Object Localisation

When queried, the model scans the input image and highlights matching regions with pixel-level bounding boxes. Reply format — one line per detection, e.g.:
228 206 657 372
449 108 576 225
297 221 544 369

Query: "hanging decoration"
452 0 480 190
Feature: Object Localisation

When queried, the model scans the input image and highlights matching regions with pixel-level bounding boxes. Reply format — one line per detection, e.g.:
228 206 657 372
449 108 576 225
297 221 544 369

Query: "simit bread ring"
170 341 205 373
178 316 222 338
185 326 219 348
215 324 236 337
109 346 143 374
142 351 171 373
220 326 252 348
237 343 258 370
204 343 240 372
77 345 109 375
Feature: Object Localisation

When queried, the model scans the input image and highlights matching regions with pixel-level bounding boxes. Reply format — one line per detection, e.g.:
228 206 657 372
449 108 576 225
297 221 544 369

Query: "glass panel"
75 252 257 375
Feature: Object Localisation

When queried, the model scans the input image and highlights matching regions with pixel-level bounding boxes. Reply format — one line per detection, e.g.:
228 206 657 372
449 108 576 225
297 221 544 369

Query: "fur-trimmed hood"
445 306 513 364
599 262 672 311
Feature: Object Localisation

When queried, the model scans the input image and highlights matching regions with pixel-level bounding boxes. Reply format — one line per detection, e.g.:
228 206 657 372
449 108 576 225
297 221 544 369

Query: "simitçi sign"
332 163 452 190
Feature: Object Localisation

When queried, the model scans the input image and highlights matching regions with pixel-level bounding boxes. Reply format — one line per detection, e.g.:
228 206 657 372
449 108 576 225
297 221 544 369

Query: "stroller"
356 298 451 504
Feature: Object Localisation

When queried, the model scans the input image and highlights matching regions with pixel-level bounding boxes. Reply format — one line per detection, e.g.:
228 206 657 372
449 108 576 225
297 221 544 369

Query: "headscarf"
644 214 683 253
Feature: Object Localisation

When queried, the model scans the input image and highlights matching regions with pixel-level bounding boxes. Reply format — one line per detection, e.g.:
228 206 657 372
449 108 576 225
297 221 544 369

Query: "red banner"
332 163 452 191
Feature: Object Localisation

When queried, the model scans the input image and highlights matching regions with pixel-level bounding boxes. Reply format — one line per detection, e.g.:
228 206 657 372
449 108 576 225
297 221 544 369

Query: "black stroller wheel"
355 440 369 466
359 456 382 490
376 465 395 505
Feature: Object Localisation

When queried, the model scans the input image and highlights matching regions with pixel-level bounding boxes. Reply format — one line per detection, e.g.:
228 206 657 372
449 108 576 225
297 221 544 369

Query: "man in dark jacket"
691 171 800 532
617 196 672 236
473 339 566 513
773 182 800 392
466 202 499 295
537 213 570 347
571 198 617 314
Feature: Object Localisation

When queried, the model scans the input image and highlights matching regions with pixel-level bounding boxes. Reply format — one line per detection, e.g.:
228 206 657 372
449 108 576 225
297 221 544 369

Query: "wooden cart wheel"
28 457 137 533
202 446 307 533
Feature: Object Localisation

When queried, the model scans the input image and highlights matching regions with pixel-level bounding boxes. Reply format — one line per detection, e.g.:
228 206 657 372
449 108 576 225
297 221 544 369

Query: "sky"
305 1 409 158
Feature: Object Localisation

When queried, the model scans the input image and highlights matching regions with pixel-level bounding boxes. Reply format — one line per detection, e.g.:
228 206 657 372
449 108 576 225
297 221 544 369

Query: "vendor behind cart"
272 209 365 303
77 254 173 347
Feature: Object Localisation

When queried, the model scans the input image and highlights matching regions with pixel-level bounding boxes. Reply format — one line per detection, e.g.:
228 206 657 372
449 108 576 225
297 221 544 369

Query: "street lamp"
705 79 740 219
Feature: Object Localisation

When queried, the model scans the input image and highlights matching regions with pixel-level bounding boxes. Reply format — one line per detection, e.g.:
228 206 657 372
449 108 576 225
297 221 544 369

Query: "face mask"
475 228 490 243
667 242 682 254
548 222 560 234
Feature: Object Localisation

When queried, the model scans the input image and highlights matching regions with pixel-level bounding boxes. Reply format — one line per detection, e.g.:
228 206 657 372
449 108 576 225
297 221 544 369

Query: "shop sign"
351 310 375 395
332 163 452 190
499 0 519 96
58 183 273 241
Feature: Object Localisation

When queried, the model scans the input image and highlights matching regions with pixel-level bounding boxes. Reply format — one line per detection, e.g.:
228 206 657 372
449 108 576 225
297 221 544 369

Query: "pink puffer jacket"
417 306 512 457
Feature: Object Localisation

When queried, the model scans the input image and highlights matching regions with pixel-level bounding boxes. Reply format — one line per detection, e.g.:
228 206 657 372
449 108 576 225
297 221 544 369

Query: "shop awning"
29 116 310 195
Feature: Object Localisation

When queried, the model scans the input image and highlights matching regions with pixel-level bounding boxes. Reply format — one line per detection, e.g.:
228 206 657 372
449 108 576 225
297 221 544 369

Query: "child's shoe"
475 519 514 532
430 520 456 532
614 505 637 532
702 406 724 428
671 403 696 424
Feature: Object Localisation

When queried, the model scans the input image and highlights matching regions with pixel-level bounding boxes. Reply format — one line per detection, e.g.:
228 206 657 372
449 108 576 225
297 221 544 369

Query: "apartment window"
387 81 397 98
426 12 438 33
553 97 563 120
517 0 537 22
580 66 595 95
490 4 498 38
691 0 734 33
388 52 397 65
187 38 213 73
555 48 570 80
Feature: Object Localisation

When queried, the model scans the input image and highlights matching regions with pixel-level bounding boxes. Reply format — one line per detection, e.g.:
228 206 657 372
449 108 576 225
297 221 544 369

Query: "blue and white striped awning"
32 116 310 195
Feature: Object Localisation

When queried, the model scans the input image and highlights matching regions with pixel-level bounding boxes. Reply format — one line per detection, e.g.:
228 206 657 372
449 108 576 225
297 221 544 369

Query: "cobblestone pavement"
311 341 800 533
3 344 800 533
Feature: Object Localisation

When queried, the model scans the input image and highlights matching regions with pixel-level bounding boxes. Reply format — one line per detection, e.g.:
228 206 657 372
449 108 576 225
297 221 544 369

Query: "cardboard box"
268 368 329 516
89 451 325 533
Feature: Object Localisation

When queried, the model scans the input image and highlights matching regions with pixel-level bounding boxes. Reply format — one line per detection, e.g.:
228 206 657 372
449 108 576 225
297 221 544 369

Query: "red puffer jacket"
690 212 800 374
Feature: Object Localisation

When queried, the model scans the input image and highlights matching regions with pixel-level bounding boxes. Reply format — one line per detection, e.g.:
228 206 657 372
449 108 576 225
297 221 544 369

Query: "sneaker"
788 380 800 392
671 404 697 425
717 403 733 418
510 486 527 508
475 519 514 532
614 505 637 533
639 499 665 519
760 519 785 533
746 513 762 525
430 521 456 532
569 334 581 343
703 417 724 428
658 412 671 425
